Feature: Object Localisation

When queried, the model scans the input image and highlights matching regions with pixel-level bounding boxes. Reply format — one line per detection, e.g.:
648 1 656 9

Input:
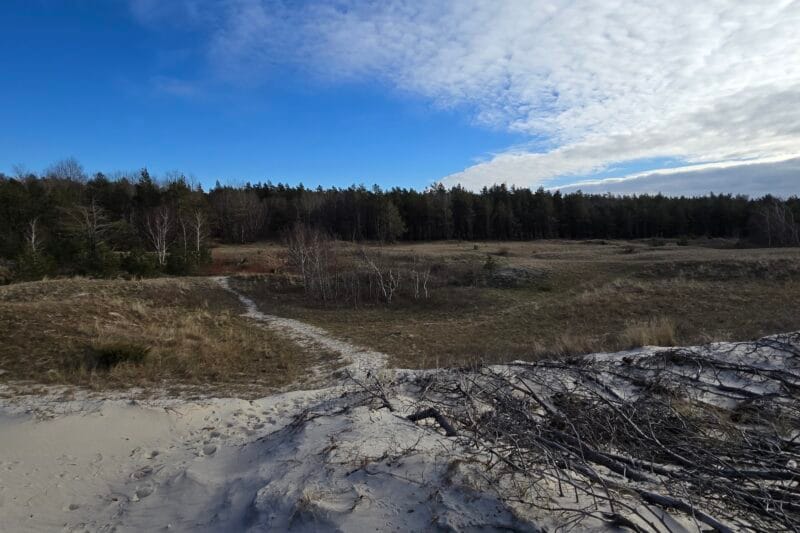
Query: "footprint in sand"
130 466 153 480
134 484 154 500
202 444 217 456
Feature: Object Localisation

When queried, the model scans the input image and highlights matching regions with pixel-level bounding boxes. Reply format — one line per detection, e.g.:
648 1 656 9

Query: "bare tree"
12 164 30 180
45 157 86 182
63 198 110 254
411 261 431 300
295 190 322 225
360 249 401 304
145 206 172 266
211 189 268 243
190 209 208 254
286 224 336 301
178 214 189 255
177 208 208 257
751 199 800 247
24 218 43 255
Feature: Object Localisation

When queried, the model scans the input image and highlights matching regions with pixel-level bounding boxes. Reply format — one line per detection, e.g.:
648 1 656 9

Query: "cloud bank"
130 0 800 194
557 158 800 197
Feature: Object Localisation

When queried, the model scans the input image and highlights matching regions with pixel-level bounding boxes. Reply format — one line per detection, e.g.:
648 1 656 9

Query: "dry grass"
203 241 287 276
0 277 337 396
619 316 677 348
226 239 800 368
3 239 799 391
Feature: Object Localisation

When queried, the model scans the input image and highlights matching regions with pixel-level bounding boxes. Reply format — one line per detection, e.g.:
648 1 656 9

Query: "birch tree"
24 218 42 255
63 198 110 255
145 206 172 266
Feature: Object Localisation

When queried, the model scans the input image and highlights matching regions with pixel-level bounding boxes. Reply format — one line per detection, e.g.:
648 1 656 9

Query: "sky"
1 0 799 196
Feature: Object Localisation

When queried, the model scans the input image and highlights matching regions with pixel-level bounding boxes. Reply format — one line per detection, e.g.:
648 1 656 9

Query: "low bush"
80 342 150 371
120 249 160 277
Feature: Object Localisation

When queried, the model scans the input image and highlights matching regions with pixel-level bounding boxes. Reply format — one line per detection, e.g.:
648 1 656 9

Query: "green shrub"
76 244 120 277
14 250 56 281
121 249 159 277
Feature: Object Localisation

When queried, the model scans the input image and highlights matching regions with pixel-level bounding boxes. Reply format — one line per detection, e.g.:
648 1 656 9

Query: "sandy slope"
0 385 533 532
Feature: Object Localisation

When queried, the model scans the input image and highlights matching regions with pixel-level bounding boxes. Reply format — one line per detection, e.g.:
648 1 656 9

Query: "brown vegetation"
3 238 799 392
229 239 800 368
0 277 335 396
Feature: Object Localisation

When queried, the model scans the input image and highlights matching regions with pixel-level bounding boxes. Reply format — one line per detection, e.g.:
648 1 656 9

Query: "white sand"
0 387 532 532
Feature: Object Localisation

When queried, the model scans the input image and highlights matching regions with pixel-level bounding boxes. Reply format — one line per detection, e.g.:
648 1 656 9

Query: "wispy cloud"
130 0 800 192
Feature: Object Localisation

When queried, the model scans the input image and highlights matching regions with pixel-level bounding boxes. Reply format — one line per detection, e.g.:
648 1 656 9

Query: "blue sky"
2 1 798 195
0 1 525 190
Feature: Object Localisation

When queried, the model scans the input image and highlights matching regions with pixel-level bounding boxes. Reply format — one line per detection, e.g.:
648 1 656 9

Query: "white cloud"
556 157 800 197
132 0 800 192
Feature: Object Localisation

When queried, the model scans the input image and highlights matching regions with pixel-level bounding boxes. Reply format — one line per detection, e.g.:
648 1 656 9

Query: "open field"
226 239 800 368
3 239 799 390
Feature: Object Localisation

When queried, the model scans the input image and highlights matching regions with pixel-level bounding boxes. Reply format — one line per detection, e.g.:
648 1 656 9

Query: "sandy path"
216 276 388 377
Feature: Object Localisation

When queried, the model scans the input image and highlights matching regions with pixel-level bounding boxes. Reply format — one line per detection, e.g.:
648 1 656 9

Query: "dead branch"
407 407 459 437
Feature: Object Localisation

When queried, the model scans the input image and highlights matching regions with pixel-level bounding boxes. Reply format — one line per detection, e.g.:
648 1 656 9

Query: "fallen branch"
407 407 459 437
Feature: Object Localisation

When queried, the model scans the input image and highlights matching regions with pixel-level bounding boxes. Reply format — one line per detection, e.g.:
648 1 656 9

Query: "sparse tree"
190 209 208 254
286 223 336 301
750 199 800 247
211 189 268 243
410 258 431 300
63 198 110 255
360 249 401 304
46 157 86 182
24 218 42 255
144 206 172 266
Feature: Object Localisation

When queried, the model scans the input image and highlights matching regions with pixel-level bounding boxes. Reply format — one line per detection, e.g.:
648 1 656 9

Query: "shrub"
81 342 150 371
76 244 120 277
14 250 56 281
483 254 498 273
121 249 159 277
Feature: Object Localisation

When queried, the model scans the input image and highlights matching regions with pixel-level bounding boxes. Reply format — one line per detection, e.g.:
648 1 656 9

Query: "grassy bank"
0 277 336 396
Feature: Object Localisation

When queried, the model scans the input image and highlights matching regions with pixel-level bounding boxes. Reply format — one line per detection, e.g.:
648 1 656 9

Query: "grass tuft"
620 317 677 348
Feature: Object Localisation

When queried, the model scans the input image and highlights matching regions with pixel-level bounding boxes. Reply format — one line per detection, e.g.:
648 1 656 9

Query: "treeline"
1 159 798 281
